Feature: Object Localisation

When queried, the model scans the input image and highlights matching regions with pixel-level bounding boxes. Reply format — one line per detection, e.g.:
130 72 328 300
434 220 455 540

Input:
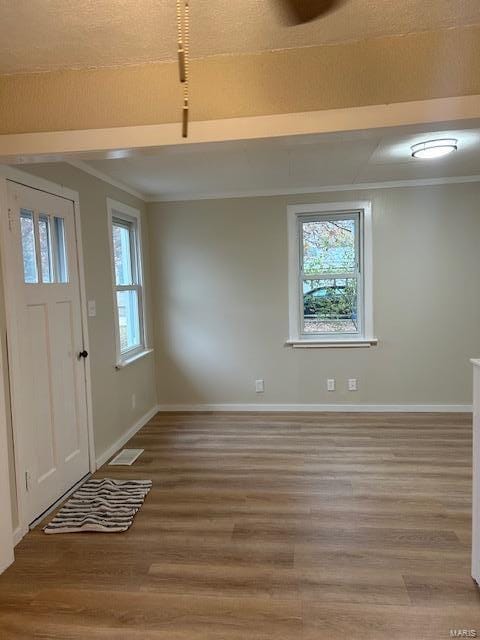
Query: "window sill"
285 338 378 349
115 348 154 369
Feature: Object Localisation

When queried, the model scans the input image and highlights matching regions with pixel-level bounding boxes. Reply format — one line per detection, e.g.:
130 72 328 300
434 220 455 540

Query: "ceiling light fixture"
411 138 457 159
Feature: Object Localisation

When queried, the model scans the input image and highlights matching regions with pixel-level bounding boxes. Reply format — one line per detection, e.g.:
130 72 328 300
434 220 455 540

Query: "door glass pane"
20 209 38 283
112 221 133 285
116 289 141 353
303 277 358 334
53 217 68 283
302 218 356 276
39 215 53 283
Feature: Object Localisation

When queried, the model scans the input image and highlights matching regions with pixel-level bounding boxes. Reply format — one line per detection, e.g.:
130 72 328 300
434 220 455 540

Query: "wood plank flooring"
1 412 479 639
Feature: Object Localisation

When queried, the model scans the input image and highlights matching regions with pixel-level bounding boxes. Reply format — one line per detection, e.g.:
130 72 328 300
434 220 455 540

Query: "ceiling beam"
1 95 480 162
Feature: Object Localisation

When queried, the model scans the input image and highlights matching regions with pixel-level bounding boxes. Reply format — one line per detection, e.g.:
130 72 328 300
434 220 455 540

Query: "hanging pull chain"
176 0 190 137
176 0 186 82
183 0 189 138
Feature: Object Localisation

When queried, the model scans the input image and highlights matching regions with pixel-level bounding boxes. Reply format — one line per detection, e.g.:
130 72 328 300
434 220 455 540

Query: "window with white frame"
107 199 147 365
287 202 375 346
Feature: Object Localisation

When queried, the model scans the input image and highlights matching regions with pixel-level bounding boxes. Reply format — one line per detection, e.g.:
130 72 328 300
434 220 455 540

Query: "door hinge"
25 471 31 492
8 208 14 232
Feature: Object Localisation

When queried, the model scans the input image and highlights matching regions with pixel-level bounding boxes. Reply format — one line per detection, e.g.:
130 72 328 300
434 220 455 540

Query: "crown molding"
147 174 480 203
65 159 147 201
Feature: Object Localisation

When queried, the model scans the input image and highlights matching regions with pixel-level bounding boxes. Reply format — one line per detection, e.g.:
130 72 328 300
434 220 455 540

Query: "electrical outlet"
348 378 358 391
255 379 264 393
87 300 96 317
132 394 136 409
327 378 335 392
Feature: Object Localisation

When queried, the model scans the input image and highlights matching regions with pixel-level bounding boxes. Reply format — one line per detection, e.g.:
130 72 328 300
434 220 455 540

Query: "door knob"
78 350 89 359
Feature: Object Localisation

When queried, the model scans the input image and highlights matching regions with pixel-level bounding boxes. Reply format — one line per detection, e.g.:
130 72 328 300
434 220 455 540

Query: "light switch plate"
87 300 96 317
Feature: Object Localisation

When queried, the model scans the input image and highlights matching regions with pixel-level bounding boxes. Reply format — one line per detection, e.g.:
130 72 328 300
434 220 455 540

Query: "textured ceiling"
1 0 480 74
81 123 480 200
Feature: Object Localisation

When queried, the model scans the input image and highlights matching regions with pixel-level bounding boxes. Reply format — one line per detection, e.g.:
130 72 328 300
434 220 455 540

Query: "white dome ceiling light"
411 139 458 159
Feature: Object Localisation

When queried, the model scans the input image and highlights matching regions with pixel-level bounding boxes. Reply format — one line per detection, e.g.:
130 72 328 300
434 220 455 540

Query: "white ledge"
115 348 154 369
285 338 378 349
471 359 480 368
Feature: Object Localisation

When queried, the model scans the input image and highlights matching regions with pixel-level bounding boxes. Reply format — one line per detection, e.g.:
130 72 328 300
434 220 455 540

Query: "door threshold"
29 472 91 530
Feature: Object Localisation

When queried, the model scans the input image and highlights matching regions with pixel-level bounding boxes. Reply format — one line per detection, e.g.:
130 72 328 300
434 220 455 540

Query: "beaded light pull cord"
176 0 190 137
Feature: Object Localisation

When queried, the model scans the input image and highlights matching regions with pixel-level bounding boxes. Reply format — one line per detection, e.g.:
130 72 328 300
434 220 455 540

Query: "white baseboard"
156 403 472 413
12 525 27 547
95 405 159 468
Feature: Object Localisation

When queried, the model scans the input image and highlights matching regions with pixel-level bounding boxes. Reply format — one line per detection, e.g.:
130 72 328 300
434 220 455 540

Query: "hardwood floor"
1 412 479 639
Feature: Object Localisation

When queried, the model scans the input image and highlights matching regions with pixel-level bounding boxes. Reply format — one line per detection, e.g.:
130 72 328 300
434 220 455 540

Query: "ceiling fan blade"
278 0 342 24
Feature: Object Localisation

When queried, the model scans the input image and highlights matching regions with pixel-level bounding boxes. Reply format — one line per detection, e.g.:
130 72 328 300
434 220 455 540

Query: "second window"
108 199 145 363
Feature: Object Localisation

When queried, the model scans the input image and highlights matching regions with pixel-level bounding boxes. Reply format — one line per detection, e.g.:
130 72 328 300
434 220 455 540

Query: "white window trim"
287 201 376 348
115 347 154 368
106 198 151 368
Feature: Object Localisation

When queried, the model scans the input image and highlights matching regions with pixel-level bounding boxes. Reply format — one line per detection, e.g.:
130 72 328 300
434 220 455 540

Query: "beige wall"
1 25 480 134
149 183 480 407
4 163 157 527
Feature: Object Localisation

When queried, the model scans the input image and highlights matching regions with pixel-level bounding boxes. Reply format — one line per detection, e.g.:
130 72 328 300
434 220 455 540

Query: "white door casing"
5 181 90 525
0 333 14 572
472 359 480 584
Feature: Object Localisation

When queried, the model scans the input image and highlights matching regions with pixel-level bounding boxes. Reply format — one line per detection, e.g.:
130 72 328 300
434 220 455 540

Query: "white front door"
6 181 90 525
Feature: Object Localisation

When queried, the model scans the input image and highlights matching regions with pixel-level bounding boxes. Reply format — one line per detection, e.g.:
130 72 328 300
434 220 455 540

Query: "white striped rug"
43 478 152 534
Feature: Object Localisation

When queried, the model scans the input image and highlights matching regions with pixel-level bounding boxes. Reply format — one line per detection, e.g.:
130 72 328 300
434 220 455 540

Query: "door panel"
53 300 81 461
26 303 57 483
6 181 90 524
